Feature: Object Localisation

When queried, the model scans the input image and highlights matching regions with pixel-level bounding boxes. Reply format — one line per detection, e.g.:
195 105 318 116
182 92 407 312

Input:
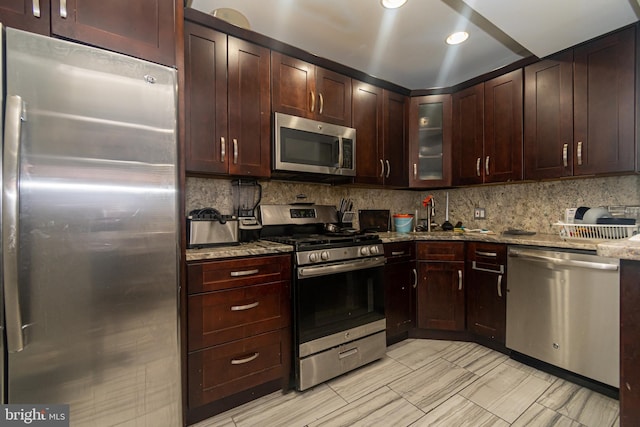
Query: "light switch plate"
474 207 486 220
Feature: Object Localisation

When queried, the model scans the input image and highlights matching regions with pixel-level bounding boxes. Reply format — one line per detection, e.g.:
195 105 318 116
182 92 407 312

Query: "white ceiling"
189 0 639 90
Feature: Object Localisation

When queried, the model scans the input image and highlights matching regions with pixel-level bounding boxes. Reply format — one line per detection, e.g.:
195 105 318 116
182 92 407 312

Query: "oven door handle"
298 256 385 278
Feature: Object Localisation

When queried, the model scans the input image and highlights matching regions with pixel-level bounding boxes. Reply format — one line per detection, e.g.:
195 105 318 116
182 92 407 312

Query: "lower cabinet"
621 259 640 426
186 254 291 421
416 242 465 331
465 242 507 344
383 242 416 343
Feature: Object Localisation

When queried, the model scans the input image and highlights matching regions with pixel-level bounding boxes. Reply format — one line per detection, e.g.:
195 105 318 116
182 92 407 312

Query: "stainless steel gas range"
259 204 386 391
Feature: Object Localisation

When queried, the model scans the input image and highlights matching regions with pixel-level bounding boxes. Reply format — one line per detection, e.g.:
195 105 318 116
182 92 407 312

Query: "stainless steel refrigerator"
1 26 181 425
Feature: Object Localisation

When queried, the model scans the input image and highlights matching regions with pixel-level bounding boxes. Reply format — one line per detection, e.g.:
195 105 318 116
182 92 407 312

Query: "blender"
232 179 263 242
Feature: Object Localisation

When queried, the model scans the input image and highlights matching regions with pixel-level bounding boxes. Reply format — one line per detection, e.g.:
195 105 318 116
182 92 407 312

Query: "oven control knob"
321 251 330 261
360 246 370 256
369 245 379 254
309 252 319 262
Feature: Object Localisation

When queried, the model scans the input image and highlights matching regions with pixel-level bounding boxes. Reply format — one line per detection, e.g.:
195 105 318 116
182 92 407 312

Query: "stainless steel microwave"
273 112 356 177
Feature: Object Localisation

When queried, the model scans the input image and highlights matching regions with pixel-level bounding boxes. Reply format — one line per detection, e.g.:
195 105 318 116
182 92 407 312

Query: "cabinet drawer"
188 254 291 294
188 329 288 407
416 242 464 261
466 242 506 272
188 281 290 350
384 242 415 263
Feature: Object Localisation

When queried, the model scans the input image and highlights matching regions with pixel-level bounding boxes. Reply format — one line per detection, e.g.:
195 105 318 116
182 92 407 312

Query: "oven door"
295 256 385 355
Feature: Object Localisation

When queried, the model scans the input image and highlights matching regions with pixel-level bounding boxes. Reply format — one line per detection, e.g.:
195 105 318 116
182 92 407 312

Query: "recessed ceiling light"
381 0 407 9
446 31 469 45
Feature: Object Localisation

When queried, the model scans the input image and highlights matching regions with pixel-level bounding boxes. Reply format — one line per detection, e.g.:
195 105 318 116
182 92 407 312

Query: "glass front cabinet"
408 94 452 187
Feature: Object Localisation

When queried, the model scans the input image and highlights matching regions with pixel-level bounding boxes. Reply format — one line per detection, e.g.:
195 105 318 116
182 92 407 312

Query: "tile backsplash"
186 175 640 234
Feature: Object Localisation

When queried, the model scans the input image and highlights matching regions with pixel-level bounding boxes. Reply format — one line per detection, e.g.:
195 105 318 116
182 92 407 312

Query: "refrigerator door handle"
3 95 26 353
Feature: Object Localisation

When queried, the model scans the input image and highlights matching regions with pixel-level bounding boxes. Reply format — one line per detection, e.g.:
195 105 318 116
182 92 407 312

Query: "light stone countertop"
185 231 640 262
186 240 293 262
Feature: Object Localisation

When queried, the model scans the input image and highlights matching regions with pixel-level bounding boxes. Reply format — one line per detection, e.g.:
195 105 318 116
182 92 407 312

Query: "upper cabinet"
452 70 523 185
525 26 636 179
271 52 352 126
408 94 452 188
0 0 176 66
352 81 408 187
184 21 271 177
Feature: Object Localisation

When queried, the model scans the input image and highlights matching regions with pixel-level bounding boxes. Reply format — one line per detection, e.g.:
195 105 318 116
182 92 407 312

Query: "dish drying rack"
555 222 639 240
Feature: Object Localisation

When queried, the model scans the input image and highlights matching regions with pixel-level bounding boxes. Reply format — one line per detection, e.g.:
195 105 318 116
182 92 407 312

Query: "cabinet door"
524 51 574 179
0 0 50 35
315 67 352 126
384 260 415 341
417 261 465 331
452 84 484 186
483 69 523 183
228 37 271 177
50 0 175 66
184 22 228 174
353 80 384 185
621 260 640 425
465 243 506 344
574 26 635 175
383 90 408 187
408 94 452 188
271 52 316 120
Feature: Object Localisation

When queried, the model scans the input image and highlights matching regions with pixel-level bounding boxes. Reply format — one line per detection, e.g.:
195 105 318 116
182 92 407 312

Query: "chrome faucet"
422 195 436 232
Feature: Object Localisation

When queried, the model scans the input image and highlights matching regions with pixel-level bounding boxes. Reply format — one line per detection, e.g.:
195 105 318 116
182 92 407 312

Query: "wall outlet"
474 207 486 220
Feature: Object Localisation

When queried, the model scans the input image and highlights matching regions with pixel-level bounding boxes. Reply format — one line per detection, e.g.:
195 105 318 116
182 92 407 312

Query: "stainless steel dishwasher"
506 246 620 387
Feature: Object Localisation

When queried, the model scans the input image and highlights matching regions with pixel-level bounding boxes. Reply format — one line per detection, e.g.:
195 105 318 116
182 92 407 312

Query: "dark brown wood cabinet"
452 70 523 185
524 26 636 179
352 81 407 187
523 51 574 179
621 259 640 426
0 0 176 66
186 254 291 418
416 242 465 331
271 51 352 126
383 242 416 343
465 242 507 344
184 22 271 177
408 95 453 187
573 26 636 175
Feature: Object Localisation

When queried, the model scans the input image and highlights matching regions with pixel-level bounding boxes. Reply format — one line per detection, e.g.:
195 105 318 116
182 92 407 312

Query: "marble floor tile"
411 394 509 427
308 386 424 427
440 341 509 376
389 357 478 413
231 384 347 427
537 379 619 427
459 362 553 423
511 402 585 427
386 339 462 371
503 358 558 383
327 355 413 403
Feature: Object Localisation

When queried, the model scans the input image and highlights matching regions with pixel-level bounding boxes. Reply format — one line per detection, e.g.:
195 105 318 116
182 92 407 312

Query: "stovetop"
264 232 380 250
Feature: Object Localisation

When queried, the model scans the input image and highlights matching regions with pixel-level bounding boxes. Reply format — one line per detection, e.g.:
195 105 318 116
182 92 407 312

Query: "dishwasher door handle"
508 250 619 271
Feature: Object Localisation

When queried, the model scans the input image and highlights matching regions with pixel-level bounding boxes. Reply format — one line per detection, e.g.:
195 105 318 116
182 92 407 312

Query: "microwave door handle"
338 137 344 169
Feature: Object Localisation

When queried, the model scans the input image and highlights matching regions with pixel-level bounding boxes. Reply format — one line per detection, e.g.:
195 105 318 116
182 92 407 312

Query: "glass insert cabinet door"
408 94 452 188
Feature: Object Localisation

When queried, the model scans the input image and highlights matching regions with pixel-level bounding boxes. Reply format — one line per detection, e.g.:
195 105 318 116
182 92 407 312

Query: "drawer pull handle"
485 156 490 176
338 347 358 359
497 274 503 297
412 268 417 288
472 261 505 274
380 159 385 177
476 251 497 257
233 139 238 164
319 93 324 115
230 269 259 277
458 270 463 290
231 301 259 311
476 157 481 177
220 137 225 162
310 91 315 112
391 251 405 256
231 352 259 365
562 143 568 167
385 160 390 178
